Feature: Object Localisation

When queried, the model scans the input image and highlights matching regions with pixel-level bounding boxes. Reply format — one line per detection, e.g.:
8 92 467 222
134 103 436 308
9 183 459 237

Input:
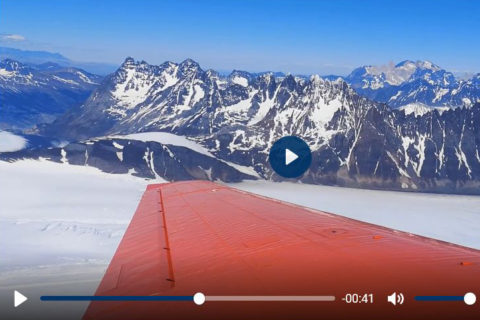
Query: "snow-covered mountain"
0 134 256 182
0 59 102 129
345 60 480 108
44 58 344 139
35 58 480 194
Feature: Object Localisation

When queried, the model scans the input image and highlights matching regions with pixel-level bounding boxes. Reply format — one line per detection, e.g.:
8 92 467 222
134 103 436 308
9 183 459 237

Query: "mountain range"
0 59 102 129
2 56 480 194
346 60 480 109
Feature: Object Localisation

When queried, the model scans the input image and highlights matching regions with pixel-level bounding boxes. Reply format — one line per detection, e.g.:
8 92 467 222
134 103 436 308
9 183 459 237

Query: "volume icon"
387 292 404 305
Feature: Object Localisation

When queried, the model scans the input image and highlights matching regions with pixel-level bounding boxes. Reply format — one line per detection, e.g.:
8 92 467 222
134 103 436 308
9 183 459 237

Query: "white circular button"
193 292 206 305
464 292 476 305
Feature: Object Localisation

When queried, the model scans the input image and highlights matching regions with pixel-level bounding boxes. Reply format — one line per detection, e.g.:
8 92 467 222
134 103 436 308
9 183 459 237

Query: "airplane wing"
84 181 480 320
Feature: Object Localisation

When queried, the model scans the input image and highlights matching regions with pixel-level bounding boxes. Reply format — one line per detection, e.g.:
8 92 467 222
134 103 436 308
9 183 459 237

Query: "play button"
269 136 312 178
14 290 28 307
285 149 298 165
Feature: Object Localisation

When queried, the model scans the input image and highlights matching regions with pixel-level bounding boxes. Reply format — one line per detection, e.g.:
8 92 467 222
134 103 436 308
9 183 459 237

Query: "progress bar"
40 294 336 305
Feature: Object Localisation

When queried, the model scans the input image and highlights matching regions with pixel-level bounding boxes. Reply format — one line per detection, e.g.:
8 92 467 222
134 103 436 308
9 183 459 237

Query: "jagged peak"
160 60 177 68
206 69 220 78
177 58 202 77
229 69 251 77
279 74 297 89
310 74 324 83
309 74 346 86
179 58 200 68
122 56 136 66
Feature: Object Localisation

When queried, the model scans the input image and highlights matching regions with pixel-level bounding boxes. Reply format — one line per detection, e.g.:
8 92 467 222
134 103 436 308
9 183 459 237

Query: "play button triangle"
14 290 28 307
285 148 299 165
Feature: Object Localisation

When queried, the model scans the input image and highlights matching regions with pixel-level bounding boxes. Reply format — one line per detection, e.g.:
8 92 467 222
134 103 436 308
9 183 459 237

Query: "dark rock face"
0 138 256 183
22 58 480 194
0 59 102 130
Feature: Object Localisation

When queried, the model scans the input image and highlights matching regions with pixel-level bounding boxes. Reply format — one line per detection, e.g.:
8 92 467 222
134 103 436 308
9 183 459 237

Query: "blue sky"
1 0 479 75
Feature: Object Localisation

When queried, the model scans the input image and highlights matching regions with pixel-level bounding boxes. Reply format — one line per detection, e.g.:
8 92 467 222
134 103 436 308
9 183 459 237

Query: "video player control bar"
37 292 477 306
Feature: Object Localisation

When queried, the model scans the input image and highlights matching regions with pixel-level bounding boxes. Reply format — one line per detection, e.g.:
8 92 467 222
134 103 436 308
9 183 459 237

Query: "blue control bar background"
41 296 193 301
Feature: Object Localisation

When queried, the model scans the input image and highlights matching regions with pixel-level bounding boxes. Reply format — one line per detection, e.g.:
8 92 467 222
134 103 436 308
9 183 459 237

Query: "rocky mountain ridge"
32 58 480 193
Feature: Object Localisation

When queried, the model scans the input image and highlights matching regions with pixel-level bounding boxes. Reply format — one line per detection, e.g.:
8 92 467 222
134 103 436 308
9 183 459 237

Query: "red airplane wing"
84 181 480 320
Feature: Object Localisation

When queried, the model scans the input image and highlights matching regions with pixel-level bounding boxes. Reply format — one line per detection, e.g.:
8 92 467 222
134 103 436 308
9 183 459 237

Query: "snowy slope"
113 132 213 156
0 160 151 319
0 130 27 152
0 160 151 268
109 132 260 177
398 103 449 116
